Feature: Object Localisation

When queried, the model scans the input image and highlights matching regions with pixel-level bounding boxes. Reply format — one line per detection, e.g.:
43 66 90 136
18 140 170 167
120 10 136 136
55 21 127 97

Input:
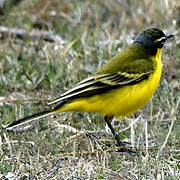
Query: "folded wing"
48 71 151 107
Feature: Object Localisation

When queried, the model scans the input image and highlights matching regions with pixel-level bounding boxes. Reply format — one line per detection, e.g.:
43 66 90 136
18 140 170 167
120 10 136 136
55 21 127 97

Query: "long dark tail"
4 110 54 130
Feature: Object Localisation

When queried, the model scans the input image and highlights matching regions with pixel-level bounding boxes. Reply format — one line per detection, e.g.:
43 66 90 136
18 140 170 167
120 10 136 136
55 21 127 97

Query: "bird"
4 27 173 152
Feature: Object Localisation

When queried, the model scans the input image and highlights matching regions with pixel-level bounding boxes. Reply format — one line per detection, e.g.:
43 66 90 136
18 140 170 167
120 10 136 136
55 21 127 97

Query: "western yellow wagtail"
4 27 173 152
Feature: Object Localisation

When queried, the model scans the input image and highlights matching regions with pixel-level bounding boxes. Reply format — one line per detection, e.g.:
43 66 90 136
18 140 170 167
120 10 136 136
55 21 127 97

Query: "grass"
0 0 180 179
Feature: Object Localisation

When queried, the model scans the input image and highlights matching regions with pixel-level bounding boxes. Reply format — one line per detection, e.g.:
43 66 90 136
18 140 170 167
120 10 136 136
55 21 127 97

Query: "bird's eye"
154 36 167 48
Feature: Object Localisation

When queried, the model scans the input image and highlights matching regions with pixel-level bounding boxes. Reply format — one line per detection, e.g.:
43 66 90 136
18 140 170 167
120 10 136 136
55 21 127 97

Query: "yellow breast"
102 48 162 117
103 48 162 117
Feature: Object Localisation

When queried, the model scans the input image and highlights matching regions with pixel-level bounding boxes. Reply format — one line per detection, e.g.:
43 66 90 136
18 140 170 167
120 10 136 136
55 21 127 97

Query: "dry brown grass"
0 0 179 179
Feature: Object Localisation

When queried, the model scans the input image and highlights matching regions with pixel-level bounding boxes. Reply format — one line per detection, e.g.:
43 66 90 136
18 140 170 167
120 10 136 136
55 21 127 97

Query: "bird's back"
96 44 154 75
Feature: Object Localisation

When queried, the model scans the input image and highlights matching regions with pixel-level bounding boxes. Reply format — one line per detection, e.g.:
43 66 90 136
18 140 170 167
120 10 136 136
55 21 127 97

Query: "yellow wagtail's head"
134 27 174 55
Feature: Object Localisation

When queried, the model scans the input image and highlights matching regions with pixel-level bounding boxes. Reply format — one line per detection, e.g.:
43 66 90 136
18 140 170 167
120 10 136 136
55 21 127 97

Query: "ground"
0 0 179 179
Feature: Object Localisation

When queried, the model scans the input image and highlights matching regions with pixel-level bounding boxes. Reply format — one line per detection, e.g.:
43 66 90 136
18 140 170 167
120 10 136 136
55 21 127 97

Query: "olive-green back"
96 44 155 75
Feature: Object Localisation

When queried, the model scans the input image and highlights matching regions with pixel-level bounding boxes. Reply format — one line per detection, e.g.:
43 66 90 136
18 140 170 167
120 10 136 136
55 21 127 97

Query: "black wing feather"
48 72 150 108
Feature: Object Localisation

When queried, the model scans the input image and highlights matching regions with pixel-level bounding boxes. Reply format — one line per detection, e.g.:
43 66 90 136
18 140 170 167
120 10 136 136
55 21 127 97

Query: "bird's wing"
47 71 151 106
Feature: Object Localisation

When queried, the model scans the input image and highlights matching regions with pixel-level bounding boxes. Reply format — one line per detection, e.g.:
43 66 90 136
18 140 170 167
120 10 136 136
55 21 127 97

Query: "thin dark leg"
105 115 135 153
105 115 125 147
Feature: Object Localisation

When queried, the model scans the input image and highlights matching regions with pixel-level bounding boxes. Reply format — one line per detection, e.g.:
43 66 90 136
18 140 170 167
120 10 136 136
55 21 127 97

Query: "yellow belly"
57 51 162 118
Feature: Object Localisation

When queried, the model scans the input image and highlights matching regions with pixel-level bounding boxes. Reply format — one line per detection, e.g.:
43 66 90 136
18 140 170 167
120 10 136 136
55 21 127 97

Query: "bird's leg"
105 115 124 147
105 115 135 153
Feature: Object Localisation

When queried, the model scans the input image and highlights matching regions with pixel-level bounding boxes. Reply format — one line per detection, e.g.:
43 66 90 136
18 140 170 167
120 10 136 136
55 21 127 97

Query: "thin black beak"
166 34 174 40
